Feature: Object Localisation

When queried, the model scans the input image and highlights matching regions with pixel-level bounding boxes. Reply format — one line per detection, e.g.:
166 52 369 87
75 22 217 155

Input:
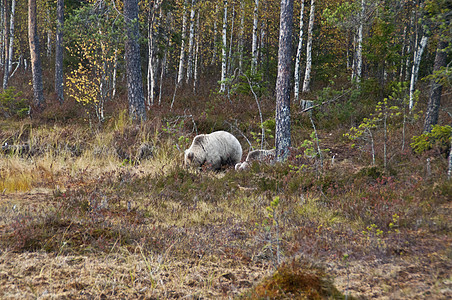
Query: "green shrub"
411 125 452 155
0 87 29 118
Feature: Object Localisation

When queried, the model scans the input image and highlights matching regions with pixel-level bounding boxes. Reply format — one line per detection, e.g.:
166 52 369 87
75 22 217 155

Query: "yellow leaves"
67 63 100 106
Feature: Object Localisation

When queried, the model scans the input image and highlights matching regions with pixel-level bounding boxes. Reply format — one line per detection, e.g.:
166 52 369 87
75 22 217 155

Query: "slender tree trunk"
354 0 364 83
293 0 304 103
186 0 196 83
227 4 235 75
211 4 218 65
258 20 265 70
28 0 44 108
302 0 314 93
124 0 146 121
1 3 4 67
238 0 245 73
409 35 428 110
147 3 157 107
7 0 14 75
251 0 259 74
219 0 227 92
112 49 117 99
275 0 294 162
46 9 51 57
55 0 64 104
2 0 8 89
423 40 448 133
193 10 200 93
177 0 188 85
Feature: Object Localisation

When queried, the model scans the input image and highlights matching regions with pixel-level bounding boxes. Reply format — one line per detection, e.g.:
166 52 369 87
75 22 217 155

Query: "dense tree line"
0 0 450 136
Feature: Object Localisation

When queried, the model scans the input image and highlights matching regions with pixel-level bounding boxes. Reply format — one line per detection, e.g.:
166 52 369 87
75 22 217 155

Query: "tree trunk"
293 0 304 103
354 0 364 83
423 40 448 133
186 0 196 84
1 3 4 67
238 0 245 73
177 0 188 85
409 35 428 111
227 4 235 75
219 0 227 92
7 0 14 75
28 0 44 108
302 0 314 93
193 10 200 93
124 0 146 121
55 0 64 104
2 0 9 90
275 0 294 162
46 9 51 57
251 0 259 74
147 3 157 107
211 4 218 65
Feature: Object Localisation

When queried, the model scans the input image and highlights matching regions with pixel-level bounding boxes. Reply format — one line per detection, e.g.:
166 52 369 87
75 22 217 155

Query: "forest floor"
0 115 451 299
0 164 450 299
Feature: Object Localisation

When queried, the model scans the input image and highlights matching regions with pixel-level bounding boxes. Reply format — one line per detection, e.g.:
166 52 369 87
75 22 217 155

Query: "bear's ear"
194 135 205 144
188 152 194 160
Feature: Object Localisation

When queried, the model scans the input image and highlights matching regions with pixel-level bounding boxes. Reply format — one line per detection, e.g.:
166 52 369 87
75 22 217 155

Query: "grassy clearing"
0 116 451 299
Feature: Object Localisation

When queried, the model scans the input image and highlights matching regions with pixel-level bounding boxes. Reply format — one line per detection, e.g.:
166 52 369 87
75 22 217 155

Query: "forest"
0 0 451 298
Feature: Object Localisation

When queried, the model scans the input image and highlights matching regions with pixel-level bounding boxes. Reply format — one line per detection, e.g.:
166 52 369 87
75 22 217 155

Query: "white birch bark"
409 35 428 110
1 4 4 66
177 0 188 85
211 4 218 64
219 0 227 92
302 0 315 93
251 0 259 74
238 0 245 72
7 0 14 74
186 0 196 83
354 0 364 83
294 0 305 103
147 23 155 106
112 49 117 99
46 9 51 57
258 21 265 69
227 4 235 75
193 11 200 93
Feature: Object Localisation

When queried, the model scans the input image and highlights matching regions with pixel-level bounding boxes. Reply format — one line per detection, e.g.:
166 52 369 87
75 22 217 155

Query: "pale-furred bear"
184 131 243 170
235 148 276 171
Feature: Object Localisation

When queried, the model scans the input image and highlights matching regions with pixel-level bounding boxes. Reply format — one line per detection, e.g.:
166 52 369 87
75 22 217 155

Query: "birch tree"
177 0 188 85
28 0 44 108
147 0 162 106
3 0 14 89
251 0 259 74
211 3 218 65
238 0 245 72
409 35 428 110
193 10 200 93
186 0 196 83
293 0 305 103
124 0 146 121
219 0 227 92
275 0 294 162
302 0 315 93
354 0 364 83
55 0 63 104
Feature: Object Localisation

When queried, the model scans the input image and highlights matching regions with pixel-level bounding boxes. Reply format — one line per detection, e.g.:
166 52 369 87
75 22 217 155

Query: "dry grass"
0 119 451 299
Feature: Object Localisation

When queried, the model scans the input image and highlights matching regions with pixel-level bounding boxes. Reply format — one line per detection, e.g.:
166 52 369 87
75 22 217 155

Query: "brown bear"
184 131 242 170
